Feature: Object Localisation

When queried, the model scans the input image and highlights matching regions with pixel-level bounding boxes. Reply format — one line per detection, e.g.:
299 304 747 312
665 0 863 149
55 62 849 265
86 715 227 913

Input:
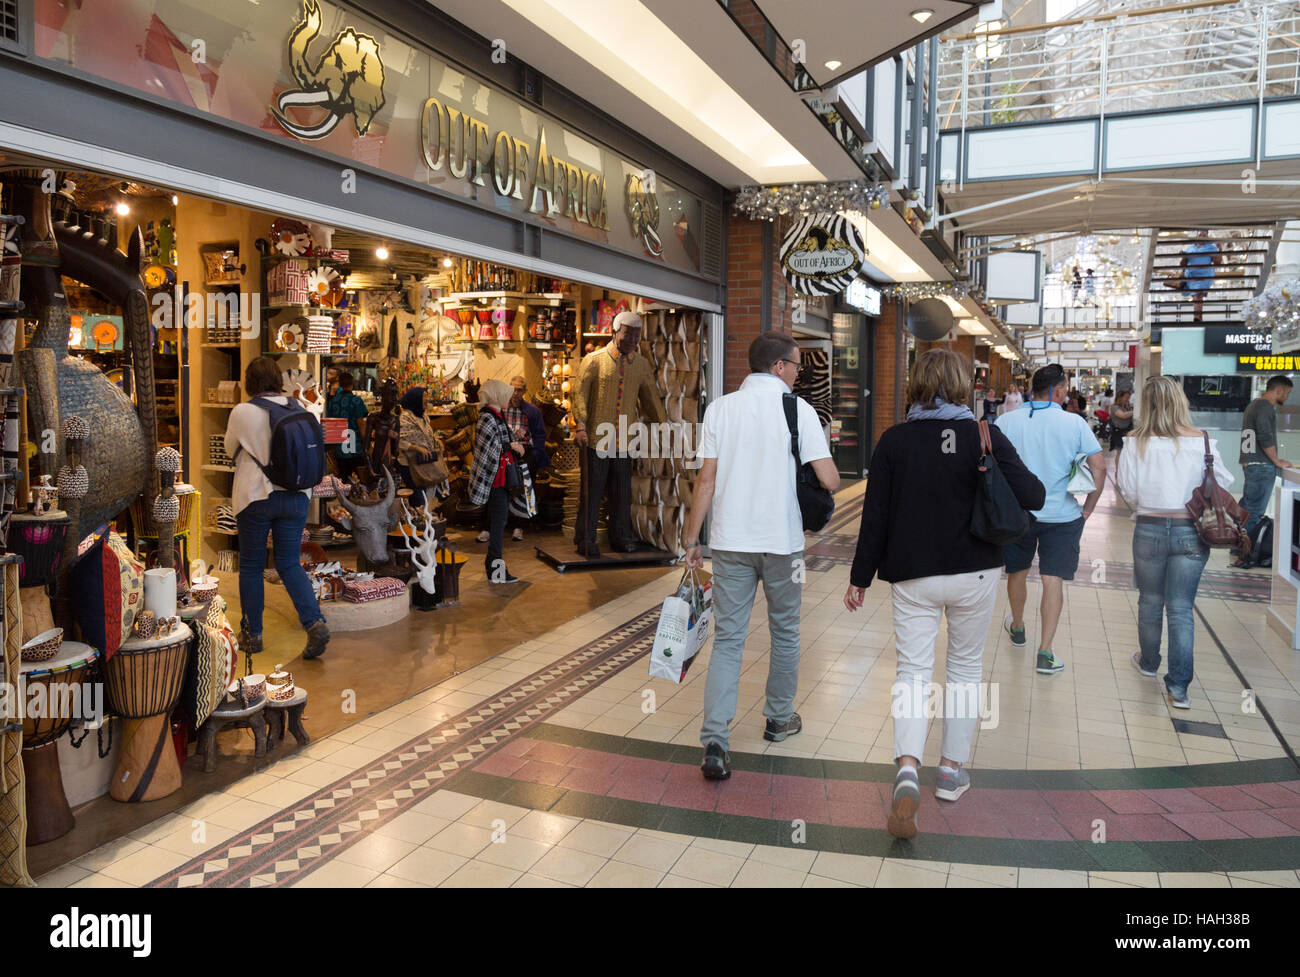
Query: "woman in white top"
1117 375 1233 709
224 357 329 661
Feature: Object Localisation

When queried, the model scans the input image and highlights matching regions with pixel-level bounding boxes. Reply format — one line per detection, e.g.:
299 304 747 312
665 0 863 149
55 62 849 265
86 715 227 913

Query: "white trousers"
890 568 1000 764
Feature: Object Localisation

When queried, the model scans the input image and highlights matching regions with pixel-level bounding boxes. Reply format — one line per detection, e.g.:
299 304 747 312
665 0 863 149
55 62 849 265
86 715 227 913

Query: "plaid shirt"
468 408 512 505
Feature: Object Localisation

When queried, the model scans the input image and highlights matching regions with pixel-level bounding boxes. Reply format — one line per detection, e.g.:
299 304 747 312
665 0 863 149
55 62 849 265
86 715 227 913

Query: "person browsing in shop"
996 363 1106 676
1232 374 1294 568
326 371 368 481
684 333 838 781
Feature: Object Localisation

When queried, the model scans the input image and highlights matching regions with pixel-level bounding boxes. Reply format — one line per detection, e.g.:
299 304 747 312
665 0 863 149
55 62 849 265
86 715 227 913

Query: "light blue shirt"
995 401 1102 523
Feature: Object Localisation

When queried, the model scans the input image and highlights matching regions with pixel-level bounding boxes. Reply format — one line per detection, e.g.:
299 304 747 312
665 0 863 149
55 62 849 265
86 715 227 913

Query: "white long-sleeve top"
1117 434 1235 515
224 397 313 515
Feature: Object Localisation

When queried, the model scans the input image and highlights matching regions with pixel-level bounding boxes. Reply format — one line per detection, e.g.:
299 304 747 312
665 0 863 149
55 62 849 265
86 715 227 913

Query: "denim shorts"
1003 516 1085 580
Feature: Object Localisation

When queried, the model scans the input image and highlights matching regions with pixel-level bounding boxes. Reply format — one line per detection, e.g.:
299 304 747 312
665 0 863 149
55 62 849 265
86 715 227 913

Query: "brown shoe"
302 620 330 660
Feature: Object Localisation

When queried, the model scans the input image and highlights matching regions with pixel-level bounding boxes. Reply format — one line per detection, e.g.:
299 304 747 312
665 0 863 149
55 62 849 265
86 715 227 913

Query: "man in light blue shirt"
996 364 1106 676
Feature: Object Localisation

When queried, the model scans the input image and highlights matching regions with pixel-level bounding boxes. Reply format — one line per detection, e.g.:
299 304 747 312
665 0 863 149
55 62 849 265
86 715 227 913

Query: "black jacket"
850 418 1045 588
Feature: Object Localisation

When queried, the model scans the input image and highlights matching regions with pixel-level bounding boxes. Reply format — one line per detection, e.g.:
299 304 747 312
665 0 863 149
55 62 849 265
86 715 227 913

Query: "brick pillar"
723 214 787 393
872 299 906 450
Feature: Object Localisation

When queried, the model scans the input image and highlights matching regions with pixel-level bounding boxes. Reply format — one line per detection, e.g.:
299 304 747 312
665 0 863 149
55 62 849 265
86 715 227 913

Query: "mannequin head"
611 310 642 357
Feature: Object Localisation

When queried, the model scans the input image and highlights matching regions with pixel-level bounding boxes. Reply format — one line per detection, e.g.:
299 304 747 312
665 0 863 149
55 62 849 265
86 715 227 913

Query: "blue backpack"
240 397 326 491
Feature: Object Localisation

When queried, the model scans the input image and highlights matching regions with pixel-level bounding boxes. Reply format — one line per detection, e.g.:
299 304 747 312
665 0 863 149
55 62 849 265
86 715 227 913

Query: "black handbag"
782 393 834 532
970 420 1031 545
503 451 525 500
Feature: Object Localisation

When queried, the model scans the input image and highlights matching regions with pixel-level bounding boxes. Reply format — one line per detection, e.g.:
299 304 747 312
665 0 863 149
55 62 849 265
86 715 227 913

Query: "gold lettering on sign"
512 137 530 202
420 97 446 171
567 165 582 220
553 159 569 218
529 126 553 216
447 107 470 180
468 117 491 187
586 172 602 227
492 130 514 196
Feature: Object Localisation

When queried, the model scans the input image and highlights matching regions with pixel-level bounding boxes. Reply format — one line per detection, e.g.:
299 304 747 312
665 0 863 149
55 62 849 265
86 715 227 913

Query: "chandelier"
1242 279 1300 344
733 180 891 221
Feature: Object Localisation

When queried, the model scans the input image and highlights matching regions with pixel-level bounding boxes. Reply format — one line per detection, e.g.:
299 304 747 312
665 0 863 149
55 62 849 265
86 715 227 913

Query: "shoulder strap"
782 393 801 465
977 419 994 457
1202 430 1214 469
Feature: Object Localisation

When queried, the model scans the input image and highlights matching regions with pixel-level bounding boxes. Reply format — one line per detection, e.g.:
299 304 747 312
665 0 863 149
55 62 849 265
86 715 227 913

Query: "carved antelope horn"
332 475 359 516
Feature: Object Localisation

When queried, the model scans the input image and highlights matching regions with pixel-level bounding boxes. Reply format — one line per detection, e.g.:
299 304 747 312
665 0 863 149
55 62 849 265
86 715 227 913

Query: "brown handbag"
1185 431 1250 551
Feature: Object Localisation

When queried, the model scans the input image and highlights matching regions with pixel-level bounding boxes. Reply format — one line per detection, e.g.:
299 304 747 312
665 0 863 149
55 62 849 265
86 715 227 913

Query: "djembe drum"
19 641 98 844
9 512 68 589
103 624 191 802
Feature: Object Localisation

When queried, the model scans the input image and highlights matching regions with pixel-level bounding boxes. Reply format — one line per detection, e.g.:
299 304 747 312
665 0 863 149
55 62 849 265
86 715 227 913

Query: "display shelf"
205 527 239 536
262 304 349 314
262 254 351 267
446 291 576 305
449 339 563 350
200 402 237 409
201 464 236 473
202 343 242 349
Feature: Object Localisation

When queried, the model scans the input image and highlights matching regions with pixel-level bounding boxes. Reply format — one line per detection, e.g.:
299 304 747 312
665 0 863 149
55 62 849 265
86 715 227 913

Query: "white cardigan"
224 397 313 515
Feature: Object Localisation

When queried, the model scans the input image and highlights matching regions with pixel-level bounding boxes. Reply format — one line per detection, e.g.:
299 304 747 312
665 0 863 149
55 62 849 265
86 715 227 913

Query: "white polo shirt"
699 373 831 555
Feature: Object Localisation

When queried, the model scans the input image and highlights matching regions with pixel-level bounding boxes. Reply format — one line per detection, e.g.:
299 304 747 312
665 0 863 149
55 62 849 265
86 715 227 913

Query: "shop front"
0 0 727 883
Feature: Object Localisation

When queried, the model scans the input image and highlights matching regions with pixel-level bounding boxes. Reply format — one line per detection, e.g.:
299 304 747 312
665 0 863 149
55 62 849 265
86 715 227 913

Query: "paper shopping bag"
648 569 713 683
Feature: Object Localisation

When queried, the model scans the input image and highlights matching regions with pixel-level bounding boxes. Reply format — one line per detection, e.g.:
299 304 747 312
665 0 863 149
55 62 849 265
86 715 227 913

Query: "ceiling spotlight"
442 257 453 268
171 195 179 206
114 202 130 216
375 246 389 260
824 60 842 71
911 9 934 23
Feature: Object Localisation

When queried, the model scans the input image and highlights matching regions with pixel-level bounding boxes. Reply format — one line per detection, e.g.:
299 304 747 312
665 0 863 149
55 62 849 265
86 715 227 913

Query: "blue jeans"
236 490 323 636
1239 463 1277 537
1132 519 1209 698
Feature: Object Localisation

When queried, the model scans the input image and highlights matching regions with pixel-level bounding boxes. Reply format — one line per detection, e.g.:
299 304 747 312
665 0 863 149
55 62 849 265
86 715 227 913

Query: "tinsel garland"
880 282 972 300
733 181 890 221
1242 279 1300 345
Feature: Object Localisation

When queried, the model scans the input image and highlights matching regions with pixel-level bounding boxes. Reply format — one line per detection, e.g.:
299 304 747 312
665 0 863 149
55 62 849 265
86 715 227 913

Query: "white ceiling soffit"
944 160 1300 237
428 0 863 186
845 205 949 283
756 0 981 88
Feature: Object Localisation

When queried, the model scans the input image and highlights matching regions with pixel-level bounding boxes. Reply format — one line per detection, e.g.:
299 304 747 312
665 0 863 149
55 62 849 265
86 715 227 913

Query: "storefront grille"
700 201 722 281
0 0 19 47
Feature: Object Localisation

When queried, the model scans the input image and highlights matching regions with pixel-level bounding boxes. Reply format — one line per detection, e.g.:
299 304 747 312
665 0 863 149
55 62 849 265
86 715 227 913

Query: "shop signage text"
420 101 609 229
844 280 881 316
779 214 867 296
1238 355 1297 373
1204 327 1271 355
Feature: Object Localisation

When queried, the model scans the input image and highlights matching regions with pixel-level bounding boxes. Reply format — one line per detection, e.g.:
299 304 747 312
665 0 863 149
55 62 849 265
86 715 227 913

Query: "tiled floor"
42 465 1300 887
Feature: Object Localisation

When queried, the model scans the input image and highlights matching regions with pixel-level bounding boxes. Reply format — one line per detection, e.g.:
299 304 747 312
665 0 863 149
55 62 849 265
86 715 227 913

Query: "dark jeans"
485 485 510 578
574 448 634 552
1240 463 1277 537
1132 518 1209 698
236 490 323 636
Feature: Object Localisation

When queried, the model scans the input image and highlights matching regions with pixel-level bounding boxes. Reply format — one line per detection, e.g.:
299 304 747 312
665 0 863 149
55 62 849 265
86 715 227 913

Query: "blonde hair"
906 349 972 409
479 378 513 409
1132 374 1195 458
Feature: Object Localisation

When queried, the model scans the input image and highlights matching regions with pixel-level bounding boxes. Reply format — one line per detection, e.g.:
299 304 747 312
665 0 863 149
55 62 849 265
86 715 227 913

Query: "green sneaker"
1036 649 1065 674
1004 614 1026 647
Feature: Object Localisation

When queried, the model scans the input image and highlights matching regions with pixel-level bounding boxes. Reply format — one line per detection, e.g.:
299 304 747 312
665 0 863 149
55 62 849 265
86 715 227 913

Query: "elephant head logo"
270 0 387 140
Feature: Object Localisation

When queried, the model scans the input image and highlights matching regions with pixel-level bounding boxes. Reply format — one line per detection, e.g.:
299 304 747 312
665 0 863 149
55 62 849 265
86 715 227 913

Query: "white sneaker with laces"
476 530 490 543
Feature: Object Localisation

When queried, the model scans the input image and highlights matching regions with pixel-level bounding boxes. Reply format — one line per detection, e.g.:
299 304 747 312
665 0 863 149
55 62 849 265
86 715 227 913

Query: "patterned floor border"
145 608 664 887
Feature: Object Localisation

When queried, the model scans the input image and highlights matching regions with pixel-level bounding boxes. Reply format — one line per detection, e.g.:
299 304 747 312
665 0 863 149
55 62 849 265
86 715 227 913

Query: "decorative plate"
270 217 312 257
305 266 341 303
92 319 119 346
276 321 304 351
143 264 168 288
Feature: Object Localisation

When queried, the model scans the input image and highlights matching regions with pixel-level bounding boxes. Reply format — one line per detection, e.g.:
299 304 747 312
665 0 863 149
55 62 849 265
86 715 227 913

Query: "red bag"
1185 432 1250 551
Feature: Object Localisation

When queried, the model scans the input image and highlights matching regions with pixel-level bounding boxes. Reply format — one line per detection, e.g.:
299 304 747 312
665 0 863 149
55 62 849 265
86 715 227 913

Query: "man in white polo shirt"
683 333 839 780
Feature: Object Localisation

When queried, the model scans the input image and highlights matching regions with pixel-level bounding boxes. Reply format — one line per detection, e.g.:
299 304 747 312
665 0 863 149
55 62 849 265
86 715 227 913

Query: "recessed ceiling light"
171 195 179 206
114 202 130 216
824 60 842 71
375 246 389 260
911 9 934 23
442 257 453 268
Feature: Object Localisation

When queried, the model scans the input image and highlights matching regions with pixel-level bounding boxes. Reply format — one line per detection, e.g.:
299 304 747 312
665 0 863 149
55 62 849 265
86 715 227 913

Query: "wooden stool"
265 689 310 748
197 699 268 773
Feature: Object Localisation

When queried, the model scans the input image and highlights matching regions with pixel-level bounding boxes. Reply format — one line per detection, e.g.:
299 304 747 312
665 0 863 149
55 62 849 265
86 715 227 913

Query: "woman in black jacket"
844 349 1044 840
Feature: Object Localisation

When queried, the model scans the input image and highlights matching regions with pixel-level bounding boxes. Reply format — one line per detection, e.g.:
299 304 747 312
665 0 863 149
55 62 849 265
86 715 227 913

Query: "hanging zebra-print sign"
779 214 866 296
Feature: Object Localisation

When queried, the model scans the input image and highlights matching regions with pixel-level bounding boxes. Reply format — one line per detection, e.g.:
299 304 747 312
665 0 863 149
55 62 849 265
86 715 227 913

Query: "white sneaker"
476 530 490 543
512 528 524 542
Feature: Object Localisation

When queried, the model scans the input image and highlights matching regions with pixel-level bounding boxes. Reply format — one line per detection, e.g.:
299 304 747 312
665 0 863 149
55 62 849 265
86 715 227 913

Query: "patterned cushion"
186 597 237 728
71 531 145 661
342 577 406 603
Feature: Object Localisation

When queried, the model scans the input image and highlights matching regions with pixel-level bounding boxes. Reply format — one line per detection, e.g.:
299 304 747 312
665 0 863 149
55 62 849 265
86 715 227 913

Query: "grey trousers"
700 549 803 749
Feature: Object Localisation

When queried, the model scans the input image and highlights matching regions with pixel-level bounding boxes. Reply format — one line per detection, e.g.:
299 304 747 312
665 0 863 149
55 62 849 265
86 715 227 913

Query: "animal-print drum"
19 641 98 845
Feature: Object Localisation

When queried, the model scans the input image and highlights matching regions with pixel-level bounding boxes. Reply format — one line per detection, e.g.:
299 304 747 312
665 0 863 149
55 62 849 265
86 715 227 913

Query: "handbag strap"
782 393 802 466
976 419 994 468
1201 430 1213 470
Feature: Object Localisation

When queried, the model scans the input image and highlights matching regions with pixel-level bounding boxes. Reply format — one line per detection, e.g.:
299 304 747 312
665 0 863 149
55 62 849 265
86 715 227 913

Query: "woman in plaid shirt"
470 379 526 583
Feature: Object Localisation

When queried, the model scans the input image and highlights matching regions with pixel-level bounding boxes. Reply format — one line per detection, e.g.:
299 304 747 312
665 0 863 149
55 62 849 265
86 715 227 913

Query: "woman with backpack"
1116 375 1232 710
843 350 1044 839
225 356 330 661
